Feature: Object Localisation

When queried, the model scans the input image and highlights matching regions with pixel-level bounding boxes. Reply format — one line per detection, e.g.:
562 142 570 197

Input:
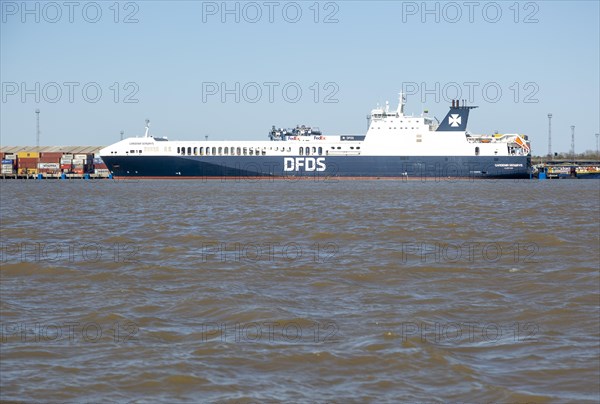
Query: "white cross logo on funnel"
449 114 461 127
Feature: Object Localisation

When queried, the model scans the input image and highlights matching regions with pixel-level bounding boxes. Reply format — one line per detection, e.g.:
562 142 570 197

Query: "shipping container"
18 158 39 168
62 154 74 159
94 163 108 170
60 158 73 164
18 158 38 164
17 151 40 158
60 164 72 169
18 168 38 175
74 154 89 160
1 159 14 164
95 168 110 175
39 158 61 164
40 152 64 159
72 168 84 174
38 163 60 169
71 158 84 165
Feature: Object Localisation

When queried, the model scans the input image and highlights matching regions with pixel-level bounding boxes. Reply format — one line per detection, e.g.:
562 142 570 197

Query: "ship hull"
101 155 531 179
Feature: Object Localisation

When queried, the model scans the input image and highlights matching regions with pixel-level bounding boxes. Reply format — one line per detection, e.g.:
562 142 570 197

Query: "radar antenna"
144 119 150 137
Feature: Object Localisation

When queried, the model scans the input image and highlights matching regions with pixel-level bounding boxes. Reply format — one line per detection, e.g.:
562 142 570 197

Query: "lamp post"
547 113 552 159
35 109 40 148
570 125 575 163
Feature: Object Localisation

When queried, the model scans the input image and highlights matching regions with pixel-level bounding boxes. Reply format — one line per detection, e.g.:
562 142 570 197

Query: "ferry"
99 94 532 179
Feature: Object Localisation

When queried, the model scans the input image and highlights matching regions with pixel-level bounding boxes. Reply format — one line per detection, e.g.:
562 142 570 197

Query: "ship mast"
144 119 150 137
397 92 405 115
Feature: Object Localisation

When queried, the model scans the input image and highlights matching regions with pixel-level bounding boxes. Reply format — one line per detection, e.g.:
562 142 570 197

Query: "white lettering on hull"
284 157 326 172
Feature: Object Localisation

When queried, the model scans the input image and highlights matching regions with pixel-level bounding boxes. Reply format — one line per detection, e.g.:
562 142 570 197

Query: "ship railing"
467 137 497 143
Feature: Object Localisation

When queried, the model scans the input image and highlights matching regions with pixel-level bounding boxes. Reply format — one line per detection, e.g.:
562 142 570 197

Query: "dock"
0 145 112 180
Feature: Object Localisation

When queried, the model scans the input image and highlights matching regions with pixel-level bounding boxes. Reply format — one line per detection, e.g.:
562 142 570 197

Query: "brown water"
1 178 599 402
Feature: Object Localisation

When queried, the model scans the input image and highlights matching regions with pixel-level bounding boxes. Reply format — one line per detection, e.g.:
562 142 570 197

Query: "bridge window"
224 147 229 155
243 147 247 156
318 147 322 155
475 147 480 156
218 147 222 155
299 147 303 155
199 147 204 155
177 147 180 154
212 147 216 155
249 149 254 156
193 147 197 155
187 147 192 155
237 147 241 155
305 147 310 155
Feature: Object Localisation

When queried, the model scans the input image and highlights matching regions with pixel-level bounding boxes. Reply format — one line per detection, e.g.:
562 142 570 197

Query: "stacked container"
93 156 109 176
60 153 73 173
72 156 85 175
38 152 63 175
17 151 39 175
2 159 14 175
73 154 91 174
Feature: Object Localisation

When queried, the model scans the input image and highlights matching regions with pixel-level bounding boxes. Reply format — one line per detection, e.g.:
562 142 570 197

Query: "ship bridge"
366 93 438 135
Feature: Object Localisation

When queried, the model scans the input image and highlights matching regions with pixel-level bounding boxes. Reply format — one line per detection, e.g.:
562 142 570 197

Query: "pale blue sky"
1 0 599 153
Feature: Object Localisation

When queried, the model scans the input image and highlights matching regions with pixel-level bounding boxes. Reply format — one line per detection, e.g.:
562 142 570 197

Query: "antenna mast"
570 125 575 162
547 113 552 159
35 109 40 148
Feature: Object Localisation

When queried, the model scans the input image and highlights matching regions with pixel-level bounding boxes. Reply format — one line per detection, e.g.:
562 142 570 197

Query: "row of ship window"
175 145 361 156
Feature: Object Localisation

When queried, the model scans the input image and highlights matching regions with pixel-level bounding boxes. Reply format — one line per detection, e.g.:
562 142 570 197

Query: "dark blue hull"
100 155 531 179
